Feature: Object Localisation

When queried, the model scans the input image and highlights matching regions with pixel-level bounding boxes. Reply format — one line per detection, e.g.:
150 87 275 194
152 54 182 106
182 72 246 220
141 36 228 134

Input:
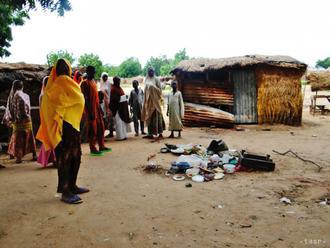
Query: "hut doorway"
232 70 258 123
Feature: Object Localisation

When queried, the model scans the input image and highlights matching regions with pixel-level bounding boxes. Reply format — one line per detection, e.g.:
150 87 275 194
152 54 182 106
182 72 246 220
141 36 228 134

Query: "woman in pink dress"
37 76 56 167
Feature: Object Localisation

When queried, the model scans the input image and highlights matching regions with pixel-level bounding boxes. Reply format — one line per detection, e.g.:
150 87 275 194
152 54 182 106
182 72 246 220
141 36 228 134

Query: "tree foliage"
46 50 75 66
173 48 189 66
160 64 172 76
102 64 119 77
316 57 330 69
143 55 170 76
78 53 103 78
117 57 142 78
2 0 72 16
0 4 29 57
143 49 189 76
0 0 71 57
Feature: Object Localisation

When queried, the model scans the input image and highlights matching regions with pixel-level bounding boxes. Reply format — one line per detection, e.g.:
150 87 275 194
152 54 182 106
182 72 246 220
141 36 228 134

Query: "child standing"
167 81 184 138
129 80 145 136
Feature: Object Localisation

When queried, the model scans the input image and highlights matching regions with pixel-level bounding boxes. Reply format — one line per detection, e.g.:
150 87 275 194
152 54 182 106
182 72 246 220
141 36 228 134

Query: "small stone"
240 223 252 228
185 183 192 188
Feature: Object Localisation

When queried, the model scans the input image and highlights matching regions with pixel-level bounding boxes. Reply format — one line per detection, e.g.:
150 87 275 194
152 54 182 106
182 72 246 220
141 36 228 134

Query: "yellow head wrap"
36 59 85 150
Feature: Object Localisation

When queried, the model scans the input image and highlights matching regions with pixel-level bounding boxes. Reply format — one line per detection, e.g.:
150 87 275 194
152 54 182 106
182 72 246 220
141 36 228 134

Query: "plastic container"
223 164 236 174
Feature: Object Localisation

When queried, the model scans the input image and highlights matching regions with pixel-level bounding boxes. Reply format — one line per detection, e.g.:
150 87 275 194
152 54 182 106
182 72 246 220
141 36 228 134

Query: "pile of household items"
160 140 275 183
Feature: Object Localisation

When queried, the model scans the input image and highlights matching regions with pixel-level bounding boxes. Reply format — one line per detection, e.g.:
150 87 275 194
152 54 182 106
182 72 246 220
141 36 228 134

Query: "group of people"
2 59 185 204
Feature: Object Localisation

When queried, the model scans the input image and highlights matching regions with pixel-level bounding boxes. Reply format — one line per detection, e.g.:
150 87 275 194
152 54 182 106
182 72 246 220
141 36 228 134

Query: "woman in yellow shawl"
37 59 88 204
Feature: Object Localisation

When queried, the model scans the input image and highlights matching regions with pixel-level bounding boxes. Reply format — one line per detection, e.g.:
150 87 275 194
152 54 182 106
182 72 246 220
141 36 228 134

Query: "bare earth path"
0 107 329 247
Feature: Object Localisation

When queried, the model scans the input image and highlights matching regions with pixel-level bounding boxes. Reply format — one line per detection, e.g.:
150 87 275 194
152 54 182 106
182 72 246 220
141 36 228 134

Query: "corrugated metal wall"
233 70 258 123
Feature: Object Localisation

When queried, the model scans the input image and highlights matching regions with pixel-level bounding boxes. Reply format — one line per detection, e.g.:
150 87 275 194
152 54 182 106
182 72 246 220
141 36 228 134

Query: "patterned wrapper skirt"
8 120 36 158
147 110 165 135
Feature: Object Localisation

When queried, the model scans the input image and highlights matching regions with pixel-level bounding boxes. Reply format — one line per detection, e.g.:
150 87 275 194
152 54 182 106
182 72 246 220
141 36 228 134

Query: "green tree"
173 48 189 66
143 55 170 76
117 57 142 78
160 64 172 76
78 53 103 78
316 57 330 69
0 4 29 57
102 64 119 77
142 49 189 77
46 50 75 66
0 0 72 57
2 0 72 15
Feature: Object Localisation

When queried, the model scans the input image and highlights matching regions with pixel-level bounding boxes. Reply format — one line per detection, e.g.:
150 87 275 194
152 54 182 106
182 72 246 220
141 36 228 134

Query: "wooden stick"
272 149 322 172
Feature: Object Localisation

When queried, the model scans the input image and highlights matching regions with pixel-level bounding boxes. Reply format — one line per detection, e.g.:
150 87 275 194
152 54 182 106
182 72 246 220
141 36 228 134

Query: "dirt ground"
0 86 329 248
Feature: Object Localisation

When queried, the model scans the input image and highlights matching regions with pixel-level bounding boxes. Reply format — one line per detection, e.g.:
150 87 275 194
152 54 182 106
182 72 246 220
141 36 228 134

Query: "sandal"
61 194 83 204
72 187 90 194
142 135 154 139
90 151 104 156
100 147 112 152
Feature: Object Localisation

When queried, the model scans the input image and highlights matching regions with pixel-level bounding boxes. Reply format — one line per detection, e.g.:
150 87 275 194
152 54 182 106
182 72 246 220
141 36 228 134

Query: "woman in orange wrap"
80 66 111 155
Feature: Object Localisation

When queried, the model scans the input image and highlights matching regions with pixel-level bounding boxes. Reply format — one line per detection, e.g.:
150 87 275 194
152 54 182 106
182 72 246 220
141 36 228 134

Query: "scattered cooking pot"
160 147 170 153
204 173 215 181
192 175 204 183
172 174 186 181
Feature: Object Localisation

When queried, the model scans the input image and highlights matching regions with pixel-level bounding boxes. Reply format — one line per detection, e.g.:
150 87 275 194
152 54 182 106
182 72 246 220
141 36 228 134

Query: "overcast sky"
2 0 330 67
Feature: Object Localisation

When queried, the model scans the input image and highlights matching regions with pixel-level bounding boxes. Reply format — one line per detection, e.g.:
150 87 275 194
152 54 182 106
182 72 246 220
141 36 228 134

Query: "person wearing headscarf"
99 72 114 137
73 70 82 85
129 79 145 136
80 66 111 155
2 80 37 163
37 76 56 167
141 68 165 139
37 59 88 204
167 80 184 138
110 76 131 140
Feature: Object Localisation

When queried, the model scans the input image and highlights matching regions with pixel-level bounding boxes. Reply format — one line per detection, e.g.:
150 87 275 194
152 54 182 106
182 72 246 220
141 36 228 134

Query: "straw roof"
306 70 330 91
172 55 307 73
0 62 47 72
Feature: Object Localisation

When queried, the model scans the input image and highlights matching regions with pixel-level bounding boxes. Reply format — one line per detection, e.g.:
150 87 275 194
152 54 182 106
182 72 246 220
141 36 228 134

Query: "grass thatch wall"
256 65 304 125
306 71 330 91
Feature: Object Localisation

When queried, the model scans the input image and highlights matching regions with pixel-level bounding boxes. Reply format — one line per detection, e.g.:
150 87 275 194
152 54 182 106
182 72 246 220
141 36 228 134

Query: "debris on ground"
319 199 329 205
280 197 292 205
157 139 276 183
142 161 165 174
147 154 156 161
273 149 322 172
185 183 192 188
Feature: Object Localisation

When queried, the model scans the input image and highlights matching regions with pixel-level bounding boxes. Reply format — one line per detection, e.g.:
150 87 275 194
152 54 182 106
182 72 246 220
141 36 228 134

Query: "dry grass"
172 55 307 73
306 71 330 91
257 67 303 125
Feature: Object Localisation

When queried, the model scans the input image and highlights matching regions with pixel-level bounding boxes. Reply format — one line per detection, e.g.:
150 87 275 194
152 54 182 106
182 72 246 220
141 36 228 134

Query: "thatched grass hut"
306 70 330 92
171 55 307 127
